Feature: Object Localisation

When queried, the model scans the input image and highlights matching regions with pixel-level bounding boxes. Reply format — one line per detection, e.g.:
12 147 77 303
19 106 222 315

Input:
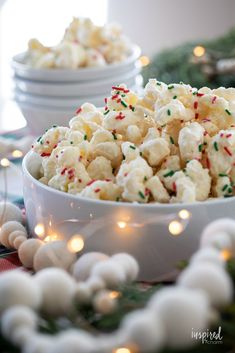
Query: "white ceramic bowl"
14 66 141 97
12 45 141 82
23 151 235 281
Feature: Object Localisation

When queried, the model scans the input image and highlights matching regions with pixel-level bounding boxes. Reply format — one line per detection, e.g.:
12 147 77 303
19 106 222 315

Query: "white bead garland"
18 239 43 269
0 201 23 224
0 221 27 248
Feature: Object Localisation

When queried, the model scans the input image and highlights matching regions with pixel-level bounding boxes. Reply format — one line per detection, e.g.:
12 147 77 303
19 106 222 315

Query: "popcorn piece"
92 141 122 168
140 138 170 167
33 126 69 156
178 122 205 162
185 160 211 201
213 176 233 198
126 125 142 144
145 176 170 203
171 176 196 203
80 180 121 201
54 42 86 69
155 99 194 126
121 142 140 161
87 157 114 180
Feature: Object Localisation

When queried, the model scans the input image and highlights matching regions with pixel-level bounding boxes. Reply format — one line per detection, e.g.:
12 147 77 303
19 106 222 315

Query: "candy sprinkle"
168 85 174 90
121 100 128 108
104 109 110 115
138 191 145 199
198 144 203 152
212 96 217 104
213 141 219 151
167 109 171 116
222 184 228 192
173 95 177 99
194 101 198 109
219 173 228 177
84 134 87 140
225 109 232 116
170 136 175 144
94 188 101 193
76 107 82 114
163 170 175 177
224 146 232 157
112 132 117 140
129 145 136 150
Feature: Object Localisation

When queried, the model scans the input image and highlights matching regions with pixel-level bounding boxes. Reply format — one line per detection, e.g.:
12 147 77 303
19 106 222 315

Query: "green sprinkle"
112 132 117 140
52 125 58 128
219 173 228 177
198 144 203 152
163 170 175 177
104 109 110 115
222 184 228 192
121 94 125 97
40 140 43 145
70 141 73 144
37 136 42 142
156 82 161 86
121 100 128 108
225 109 232 116
173 95 177 99
144 176 148 182
168 85 174 90
116 197 120 202
213 141 219 151
228 187 233 193
129 145 136 150
122 154 125 160
192 91 198 95
170 136 174 144
138 191 145 199
139 151 143 156
84 134 87 140
167 109 171 116
179 81 184 85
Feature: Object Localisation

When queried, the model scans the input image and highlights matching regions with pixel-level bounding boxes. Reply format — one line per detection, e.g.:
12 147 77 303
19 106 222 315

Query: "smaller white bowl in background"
12 45 141 82
23 151 235 281
14 66 141 97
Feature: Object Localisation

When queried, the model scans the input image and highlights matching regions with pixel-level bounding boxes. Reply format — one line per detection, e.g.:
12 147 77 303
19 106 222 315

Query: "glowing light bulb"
0 158 10 167
169 220 183 236
67 234 84 253
117 221 127 229
44 233 59 242
34 223 45 237
12 149 23 158
109 291 121 299
178 209 191 220
220 249 232 261
139 55 150 67
193 46 205 57
114 348 131 353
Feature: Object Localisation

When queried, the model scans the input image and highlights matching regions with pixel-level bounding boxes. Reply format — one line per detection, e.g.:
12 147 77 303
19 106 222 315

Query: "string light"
117 221 127 229
114 348 131 353
109 291 121 299
0 158 10 167
193 46 205 57
220 249 233 261
168 220 183 236
178 209 191 220
34 223 45 237
44 233 60 242
139 55 150 67
67 234 84 253
12 150 23 158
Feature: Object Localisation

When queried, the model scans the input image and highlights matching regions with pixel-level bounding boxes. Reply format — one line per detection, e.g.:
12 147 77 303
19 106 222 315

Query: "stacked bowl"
12 45 142 136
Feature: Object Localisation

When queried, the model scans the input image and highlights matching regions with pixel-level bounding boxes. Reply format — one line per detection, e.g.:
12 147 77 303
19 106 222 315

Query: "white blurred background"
0 0 235 131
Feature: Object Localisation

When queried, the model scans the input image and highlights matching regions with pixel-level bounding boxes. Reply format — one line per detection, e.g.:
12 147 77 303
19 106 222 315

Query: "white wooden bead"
33 268 76 316
86 276 105 293
18 239 43 268
91 259 126 287
0 221 26 248
72 252 109 281
75 283 92 304
112 253 139 281
121 309 166 352
1 306 38 341
33 241 76 272
14 235 27 249
178 263 233 308
48 329 94 353
200 218 235 253
0 201 23 223
0 270 41 314
23 333 54 353
9 230 27 248
93 290 117 314
149 287 210 348
190 248 225 268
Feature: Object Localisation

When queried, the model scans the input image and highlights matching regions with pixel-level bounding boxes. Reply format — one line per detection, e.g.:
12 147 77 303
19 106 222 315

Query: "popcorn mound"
33 80 235 204
25 17 132 69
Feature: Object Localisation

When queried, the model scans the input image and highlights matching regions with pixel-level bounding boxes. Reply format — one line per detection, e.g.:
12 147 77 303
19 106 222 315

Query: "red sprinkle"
145 188 151 196
87 179 96 186
197 93 204 97
220 133 224 137
206 158 211 169
105 179 112 182
115 112 125 120
172 182 177 192
76 107 82 114
195 113 199 119
224 146 233 157
202 118 211 123
105 106 108 111
212 96 217 104
94 188 101 193
46 140 50 144
124 172 128 177
112 86 129 93
111 94 119 100
203 131 208 136
78 179 82 183
61 167 67 175
104 97 107 104
40 152 51 157
194 101 198 109
116 98 121 103
226 133 232 138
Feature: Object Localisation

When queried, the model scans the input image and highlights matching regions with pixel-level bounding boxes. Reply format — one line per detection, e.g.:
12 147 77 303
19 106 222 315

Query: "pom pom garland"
0 221 27 248
72 252 109 281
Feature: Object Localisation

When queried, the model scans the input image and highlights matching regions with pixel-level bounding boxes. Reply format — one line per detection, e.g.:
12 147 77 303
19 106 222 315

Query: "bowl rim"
12 45 141 75
22 151 235 210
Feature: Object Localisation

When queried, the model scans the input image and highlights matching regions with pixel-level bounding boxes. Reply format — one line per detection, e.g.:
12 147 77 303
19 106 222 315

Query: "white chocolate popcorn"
145 176 170 203
178 122 205 162
185 160 211 201
140 138 170 167
33 80 235 204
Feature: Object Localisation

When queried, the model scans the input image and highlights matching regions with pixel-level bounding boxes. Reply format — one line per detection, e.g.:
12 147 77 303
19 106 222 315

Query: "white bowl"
14 66 141 97
22 151 235 281
16 102 74 135
12 45 141 82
